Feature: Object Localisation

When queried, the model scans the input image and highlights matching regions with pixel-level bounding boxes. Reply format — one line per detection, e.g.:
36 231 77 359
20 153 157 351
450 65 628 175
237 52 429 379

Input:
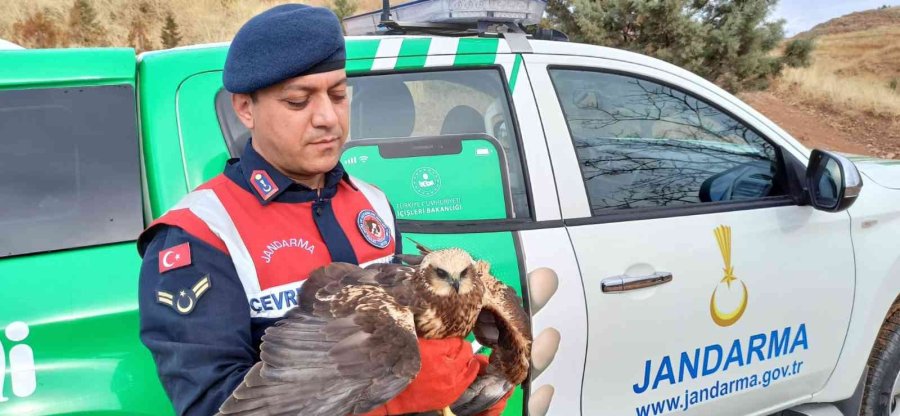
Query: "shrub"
127 1 154 52
782 38 816 68
68 0 106 46
160 12 182 49
330 0 358 33
12 7 66 48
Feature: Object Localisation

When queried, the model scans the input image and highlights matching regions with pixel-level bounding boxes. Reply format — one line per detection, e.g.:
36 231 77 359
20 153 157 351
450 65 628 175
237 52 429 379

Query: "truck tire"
860 305 900 416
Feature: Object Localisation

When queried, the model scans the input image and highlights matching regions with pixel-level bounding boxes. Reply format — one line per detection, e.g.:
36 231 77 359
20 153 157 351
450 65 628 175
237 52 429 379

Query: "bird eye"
460 269 468 278
435 268 449 279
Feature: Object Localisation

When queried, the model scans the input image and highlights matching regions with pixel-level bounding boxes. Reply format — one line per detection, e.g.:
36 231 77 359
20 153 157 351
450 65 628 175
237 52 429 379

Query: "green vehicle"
6 1 900 416
0 8 538 416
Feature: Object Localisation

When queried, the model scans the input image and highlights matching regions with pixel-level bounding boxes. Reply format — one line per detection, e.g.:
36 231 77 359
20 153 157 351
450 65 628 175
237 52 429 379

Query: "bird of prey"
217 245 532 416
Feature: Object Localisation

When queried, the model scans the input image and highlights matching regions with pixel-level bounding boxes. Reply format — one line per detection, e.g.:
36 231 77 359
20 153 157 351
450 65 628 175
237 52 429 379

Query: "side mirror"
806 149 863 212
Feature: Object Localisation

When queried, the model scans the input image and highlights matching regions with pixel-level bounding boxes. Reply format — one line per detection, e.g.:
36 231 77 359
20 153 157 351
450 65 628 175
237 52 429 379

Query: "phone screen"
342 136 510 221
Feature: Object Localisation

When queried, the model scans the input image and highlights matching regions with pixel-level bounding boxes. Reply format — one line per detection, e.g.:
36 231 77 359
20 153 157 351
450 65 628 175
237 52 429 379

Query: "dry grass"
805 24 900 79
776 66 900 118
775 21 900 119
0 0 403 51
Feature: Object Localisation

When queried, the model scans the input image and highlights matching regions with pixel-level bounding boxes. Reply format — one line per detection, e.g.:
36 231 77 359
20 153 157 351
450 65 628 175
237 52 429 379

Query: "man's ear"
231 92 255 130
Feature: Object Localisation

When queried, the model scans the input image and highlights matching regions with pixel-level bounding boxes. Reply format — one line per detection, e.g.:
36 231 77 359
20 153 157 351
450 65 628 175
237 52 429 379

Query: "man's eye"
285 100 308 108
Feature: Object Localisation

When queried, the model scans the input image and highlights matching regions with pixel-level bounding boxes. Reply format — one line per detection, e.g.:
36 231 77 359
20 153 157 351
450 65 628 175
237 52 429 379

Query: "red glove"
360 337 481 415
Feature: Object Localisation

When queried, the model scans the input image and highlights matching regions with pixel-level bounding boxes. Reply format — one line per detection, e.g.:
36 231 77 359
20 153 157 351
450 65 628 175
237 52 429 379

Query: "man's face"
232 69 349 181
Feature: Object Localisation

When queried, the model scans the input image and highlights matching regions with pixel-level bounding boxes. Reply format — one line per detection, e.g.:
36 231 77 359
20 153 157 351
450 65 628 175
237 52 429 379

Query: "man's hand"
362 337 481 415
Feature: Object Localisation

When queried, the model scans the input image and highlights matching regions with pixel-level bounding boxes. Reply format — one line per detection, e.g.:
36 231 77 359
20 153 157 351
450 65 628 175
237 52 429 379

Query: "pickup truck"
1 3 900 415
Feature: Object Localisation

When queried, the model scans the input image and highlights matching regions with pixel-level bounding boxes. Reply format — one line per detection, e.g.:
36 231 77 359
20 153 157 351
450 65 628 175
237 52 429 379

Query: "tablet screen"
342 136 510 221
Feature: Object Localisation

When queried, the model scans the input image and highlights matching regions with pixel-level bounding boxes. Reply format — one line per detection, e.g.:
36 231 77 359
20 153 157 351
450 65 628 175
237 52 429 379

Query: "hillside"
803 6 900 37
0 0 403 51
776 6 900 116
794 6 900 83
741 6 900 158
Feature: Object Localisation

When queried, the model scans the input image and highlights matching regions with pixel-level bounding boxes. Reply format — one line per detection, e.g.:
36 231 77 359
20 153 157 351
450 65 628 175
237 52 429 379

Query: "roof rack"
343 0 556 38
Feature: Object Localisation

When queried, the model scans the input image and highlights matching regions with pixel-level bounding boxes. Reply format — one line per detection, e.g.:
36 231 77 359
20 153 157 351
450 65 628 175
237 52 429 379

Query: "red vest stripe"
149 174 396 319
148 208 229 254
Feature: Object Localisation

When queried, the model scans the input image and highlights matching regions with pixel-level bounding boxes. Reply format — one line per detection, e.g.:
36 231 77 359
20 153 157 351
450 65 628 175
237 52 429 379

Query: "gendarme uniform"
136 5 400 415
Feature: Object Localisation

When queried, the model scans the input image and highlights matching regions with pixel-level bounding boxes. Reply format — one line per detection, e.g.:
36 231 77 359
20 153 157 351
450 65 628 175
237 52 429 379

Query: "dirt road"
739 91 900 159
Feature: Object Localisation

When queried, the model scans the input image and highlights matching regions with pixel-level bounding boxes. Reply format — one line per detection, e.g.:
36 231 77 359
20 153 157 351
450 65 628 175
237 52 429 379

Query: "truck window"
549 69 784 214
215 68 530 219
0 85 143 257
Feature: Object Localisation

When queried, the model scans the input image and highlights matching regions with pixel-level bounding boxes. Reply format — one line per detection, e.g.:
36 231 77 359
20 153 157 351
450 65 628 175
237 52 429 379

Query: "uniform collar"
235 138 353 205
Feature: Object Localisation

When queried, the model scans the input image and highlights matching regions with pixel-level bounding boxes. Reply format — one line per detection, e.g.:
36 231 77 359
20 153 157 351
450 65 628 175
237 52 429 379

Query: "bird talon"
440 406 456 416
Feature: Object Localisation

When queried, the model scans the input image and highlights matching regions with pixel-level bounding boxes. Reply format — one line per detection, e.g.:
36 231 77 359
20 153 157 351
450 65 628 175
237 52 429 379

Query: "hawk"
217 245 532 416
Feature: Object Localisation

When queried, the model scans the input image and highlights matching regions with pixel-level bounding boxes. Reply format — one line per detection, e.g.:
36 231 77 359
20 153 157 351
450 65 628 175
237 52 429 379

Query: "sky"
772 0 900 36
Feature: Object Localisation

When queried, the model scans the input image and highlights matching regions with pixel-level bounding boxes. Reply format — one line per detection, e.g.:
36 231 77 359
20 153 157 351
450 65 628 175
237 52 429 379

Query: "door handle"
601 272 673 293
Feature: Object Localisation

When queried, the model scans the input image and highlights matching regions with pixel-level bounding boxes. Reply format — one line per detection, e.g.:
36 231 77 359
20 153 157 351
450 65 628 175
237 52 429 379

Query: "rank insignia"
157 275 211 315
250 169 279 201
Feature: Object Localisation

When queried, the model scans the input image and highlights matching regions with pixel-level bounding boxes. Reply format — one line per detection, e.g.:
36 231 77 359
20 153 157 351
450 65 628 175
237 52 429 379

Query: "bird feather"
217 249 532 416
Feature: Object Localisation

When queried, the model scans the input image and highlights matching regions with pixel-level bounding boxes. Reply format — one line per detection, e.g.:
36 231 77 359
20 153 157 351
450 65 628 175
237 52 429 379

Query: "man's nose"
310 95 340 129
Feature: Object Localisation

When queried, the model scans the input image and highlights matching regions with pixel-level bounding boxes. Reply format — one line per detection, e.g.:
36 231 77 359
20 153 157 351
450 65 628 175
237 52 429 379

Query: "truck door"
526 54 855 415
0 49 171 414
341 55 583 415
338 48 585 415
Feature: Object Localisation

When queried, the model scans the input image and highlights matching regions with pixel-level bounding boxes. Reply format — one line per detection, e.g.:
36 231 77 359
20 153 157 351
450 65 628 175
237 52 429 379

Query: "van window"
0 85 143 257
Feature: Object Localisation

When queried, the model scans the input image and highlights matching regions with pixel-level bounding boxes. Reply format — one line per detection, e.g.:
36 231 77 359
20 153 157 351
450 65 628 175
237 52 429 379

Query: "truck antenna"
380 0 392 24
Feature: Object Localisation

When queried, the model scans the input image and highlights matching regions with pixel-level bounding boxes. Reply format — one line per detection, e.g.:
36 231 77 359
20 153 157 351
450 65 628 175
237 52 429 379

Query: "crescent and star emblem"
162 250 178 268
256 174 273 192
176 290 195 314
709 225 749 327
157 275 212 315
251 170 279 200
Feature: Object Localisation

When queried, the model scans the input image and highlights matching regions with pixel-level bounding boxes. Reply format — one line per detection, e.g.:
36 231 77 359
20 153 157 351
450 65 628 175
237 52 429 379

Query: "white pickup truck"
492 35 900 416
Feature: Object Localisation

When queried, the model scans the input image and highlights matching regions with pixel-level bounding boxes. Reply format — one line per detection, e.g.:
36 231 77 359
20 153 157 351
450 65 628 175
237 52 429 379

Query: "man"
138 5 501 415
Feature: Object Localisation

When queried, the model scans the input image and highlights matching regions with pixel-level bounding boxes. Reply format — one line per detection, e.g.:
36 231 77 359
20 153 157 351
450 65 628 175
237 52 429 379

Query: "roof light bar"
344 0 547 36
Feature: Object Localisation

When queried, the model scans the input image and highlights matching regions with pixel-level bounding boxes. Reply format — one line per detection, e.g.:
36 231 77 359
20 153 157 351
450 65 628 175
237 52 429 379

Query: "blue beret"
223 4 346 93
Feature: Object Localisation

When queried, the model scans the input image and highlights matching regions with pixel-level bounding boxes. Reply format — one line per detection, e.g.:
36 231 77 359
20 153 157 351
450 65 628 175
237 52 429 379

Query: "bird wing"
394 238 432 266
453 261 533 415
297 262 417 313
217 263 421 416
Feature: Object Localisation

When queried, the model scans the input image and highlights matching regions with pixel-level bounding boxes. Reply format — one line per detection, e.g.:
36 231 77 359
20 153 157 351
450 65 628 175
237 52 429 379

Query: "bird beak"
451 280 460 293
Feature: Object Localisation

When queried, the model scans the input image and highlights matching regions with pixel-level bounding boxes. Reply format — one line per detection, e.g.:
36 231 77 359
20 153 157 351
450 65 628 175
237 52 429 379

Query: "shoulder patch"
357 209 391 249
157 275 212 315
158 242 192 273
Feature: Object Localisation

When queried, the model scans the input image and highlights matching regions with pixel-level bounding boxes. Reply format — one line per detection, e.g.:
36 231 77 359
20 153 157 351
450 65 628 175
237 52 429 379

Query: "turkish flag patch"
158 243 192 274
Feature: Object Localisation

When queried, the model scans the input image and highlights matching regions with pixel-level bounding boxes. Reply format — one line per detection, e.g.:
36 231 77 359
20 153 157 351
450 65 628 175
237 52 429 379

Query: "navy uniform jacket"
137 141 401 416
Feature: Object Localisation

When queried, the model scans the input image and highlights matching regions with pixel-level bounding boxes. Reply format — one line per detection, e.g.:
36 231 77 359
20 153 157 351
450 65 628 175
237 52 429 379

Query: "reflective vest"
144 172 396 319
